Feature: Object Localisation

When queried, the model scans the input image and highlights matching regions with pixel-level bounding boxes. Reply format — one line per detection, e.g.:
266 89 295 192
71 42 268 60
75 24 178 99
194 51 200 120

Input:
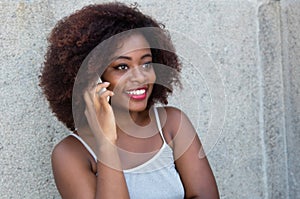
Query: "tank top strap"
153 106 167 144
70 133 98 162
70 108 165 163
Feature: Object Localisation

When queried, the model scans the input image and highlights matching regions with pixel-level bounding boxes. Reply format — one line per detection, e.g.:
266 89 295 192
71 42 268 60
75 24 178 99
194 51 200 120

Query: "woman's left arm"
165 107 220 199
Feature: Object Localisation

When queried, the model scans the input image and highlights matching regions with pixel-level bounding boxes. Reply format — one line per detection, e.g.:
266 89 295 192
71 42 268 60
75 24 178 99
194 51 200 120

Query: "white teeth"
126 89 146 95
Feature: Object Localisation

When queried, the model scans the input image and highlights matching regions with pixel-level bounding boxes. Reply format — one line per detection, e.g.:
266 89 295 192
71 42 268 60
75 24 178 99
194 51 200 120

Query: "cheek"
149 69 156 83
107 81 118 92
102 72 124 91
107 76 126 93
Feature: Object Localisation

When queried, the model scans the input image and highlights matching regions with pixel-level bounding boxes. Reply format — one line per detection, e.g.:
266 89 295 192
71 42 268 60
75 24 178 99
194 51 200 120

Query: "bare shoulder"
157 106 189 129
158 107 220 198
156 106 192 142
52 136 81 161
51 135 94 173
158 105 183 114
51 135 97 197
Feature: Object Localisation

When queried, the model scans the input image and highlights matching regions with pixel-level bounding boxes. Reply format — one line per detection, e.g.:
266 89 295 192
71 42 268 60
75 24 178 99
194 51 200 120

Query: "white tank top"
71 107 185 198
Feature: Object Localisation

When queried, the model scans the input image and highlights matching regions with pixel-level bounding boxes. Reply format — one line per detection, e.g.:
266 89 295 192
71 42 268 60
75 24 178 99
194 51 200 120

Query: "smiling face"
101 33 156 112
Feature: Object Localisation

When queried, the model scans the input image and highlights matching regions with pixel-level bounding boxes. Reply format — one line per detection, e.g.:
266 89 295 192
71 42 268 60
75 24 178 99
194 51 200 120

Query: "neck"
113 107 157 139
114 108 150 126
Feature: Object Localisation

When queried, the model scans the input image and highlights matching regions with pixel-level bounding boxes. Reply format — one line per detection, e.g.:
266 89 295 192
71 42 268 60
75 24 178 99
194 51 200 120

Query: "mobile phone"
96 76 104 85
96 76 110 102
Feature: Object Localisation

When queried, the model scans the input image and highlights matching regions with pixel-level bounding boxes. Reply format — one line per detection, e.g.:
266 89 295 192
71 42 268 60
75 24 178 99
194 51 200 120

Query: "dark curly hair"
40 2 181 131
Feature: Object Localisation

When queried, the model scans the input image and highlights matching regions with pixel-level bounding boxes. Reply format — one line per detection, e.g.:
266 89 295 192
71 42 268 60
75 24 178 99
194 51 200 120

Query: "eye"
141 62 153 70
115 64 128 70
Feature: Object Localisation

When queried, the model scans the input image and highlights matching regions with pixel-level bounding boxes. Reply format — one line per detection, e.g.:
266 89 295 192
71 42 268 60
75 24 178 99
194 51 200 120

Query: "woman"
40 2 219 199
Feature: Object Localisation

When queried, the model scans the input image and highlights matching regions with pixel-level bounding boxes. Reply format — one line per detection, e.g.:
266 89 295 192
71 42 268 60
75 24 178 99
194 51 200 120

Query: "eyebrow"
114 53 152 61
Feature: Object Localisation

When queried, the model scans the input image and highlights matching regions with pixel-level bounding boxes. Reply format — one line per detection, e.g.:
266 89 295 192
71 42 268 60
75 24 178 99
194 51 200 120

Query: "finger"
93 91 114 112
92 82 108 101
95 82 113 101
86 80 107 97
95 82 110 94
97 90 114 104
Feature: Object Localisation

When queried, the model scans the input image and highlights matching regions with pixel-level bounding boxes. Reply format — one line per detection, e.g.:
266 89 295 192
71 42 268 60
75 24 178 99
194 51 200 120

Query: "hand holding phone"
83 76 116 145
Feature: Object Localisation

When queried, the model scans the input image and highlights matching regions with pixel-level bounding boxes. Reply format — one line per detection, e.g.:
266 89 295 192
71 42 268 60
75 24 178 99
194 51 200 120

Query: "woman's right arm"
51 82 130 199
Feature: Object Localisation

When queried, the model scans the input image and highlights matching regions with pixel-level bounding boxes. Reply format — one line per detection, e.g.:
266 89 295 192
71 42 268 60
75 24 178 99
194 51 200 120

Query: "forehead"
112 33 151 57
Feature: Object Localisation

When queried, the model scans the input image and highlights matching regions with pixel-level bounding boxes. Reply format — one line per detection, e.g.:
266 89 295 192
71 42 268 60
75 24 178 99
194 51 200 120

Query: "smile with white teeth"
126 89 146 95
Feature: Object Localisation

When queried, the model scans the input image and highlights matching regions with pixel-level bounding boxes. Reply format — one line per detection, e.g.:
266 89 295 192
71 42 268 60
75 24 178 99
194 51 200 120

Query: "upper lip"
125 85 148 91
126 86 148 91
125 86 148 92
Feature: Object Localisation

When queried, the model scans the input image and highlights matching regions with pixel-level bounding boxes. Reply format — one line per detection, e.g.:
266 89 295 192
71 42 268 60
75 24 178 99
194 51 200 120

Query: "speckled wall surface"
0 0 299 198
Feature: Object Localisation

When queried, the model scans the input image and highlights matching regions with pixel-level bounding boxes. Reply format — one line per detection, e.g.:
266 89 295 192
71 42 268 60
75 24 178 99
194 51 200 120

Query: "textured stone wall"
0 0 299 198
281 1 300 198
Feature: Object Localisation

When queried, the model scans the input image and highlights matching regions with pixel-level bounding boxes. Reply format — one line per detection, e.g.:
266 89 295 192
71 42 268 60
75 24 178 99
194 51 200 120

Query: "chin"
128 101 148 112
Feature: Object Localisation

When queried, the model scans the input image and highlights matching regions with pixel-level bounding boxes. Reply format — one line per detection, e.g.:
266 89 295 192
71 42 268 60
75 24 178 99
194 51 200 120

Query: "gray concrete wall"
0 0 299 198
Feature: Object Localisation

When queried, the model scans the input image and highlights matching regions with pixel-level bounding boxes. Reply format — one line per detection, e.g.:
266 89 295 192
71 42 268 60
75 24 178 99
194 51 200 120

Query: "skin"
51 34 220 199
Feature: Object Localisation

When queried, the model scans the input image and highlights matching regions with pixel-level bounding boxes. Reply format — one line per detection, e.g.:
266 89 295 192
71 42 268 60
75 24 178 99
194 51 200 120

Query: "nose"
129 66 146 83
